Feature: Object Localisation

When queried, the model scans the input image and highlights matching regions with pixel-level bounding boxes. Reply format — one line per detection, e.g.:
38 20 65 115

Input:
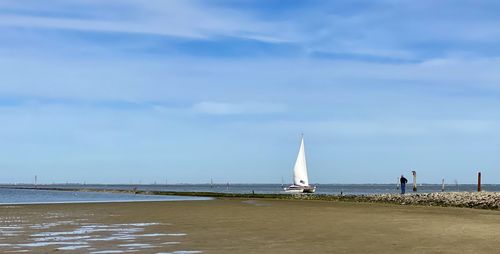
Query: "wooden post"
412 171 417 192
477 171 481 192
441 178 445 192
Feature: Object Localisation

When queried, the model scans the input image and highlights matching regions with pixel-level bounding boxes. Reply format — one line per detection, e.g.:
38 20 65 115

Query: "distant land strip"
2 186 499 210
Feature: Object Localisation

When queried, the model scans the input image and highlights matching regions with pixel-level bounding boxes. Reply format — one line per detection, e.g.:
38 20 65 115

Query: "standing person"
400 175 408 194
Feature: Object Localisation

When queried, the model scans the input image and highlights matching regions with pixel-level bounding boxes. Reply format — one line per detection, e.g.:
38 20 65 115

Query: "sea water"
0 188 210 205
2 183 499 198
111 183 500 195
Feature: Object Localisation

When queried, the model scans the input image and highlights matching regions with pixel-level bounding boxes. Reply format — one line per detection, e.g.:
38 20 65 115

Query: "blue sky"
1 0 500 184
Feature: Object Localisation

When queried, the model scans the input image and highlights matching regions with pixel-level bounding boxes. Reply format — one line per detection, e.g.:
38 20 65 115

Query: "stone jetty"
289 191 500 210
368 192 500 210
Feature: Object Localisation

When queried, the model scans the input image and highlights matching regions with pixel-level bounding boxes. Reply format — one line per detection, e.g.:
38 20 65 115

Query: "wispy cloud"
223 118 500 140
3 0 500 61
192 101 286 115
0 0 291 43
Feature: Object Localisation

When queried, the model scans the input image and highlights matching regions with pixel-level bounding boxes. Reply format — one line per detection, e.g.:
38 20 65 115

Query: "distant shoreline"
2 186 499 210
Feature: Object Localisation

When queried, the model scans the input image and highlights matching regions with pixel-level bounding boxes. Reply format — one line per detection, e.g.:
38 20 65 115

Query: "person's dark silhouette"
400 175 408 194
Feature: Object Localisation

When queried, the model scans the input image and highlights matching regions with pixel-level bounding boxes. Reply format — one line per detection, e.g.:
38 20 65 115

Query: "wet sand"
1 198 499 253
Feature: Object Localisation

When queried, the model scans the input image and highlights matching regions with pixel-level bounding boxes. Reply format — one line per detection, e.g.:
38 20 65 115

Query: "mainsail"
293 136 309 186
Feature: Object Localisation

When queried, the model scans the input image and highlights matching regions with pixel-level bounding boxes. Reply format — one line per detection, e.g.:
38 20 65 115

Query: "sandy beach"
1 198 499 253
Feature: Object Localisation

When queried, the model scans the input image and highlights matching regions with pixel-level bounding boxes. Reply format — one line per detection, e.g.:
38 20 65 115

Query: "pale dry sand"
1 199 499 253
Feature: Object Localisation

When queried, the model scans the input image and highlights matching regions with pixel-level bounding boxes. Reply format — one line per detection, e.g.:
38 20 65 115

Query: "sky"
1 0 500 184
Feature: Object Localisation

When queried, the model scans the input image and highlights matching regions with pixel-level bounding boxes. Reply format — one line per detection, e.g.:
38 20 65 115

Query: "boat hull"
283 185 316 193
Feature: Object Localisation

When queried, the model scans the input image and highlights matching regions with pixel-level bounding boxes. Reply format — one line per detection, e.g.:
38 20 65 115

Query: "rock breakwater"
289 192 500 210
369 192 500 210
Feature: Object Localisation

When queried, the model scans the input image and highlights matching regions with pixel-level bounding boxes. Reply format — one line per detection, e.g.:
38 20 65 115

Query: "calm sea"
0 187 210 205
1 183 499 204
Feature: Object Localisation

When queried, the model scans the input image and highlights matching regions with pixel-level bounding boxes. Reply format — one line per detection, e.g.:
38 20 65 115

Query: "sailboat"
284 135 316 193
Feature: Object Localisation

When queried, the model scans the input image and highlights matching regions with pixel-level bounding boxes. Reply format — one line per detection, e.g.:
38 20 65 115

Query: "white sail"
293 136 309 186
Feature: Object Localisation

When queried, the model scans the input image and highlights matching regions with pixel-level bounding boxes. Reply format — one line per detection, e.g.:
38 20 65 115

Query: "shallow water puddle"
0 210 199 253
165 233 187 236
162 241 181 245
31 226 144 237
57 245 91 250
32 235 92 241
0 229 24 237
122 222 162 227
18 241 88 247
0 226 23 229
119 243 155 249
90 250 140 253
29 220 77 229
131 233 168 237
156 251 203 254
119 243 151 247
87 235 136 241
